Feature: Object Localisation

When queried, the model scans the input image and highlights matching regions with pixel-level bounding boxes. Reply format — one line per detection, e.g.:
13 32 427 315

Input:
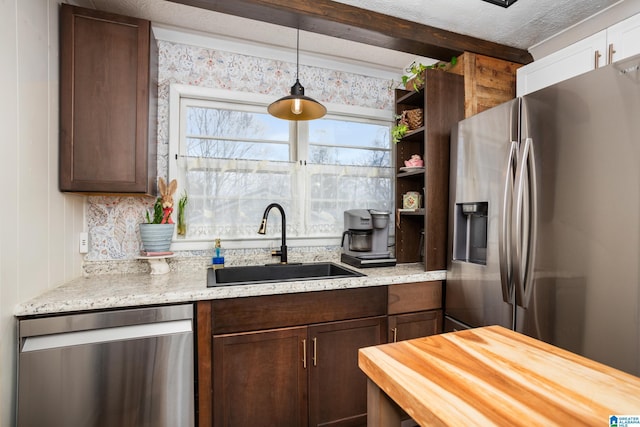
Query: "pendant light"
268 29 327 121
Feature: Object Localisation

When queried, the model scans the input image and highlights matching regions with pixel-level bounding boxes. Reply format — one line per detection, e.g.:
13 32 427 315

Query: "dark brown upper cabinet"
59 4 157 194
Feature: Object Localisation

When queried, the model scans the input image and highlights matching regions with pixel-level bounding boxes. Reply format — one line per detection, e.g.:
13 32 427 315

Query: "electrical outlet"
79 232 89 254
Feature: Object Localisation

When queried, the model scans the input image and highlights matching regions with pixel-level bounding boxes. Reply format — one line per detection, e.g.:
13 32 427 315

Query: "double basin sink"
207 262 364 287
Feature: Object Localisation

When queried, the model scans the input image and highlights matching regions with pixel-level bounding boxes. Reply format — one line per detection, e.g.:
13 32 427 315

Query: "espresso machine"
340 209 396 268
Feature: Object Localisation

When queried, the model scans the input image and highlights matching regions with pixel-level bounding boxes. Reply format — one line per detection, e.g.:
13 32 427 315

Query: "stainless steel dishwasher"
17 304 194 427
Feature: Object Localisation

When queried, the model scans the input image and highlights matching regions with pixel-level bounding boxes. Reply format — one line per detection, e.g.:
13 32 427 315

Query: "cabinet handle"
608 43 616 64
391 327 398 343
594 50 602 69
302 339 307 368
312 337 317 367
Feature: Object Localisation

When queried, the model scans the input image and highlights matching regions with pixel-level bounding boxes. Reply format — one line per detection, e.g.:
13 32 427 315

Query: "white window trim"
168 84 393 251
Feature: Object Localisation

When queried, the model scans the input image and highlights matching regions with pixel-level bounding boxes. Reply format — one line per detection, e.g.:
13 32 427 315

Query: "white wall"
0 0 85 425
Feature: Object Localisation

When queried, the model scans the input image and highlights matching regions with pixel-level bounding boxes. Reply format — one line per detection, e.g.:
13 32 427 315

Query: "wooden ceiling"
167 0 533 64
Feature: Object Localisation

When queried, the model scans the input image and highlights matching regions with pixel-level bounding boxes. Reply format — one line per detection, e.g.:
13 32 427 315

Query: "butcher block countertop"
359 325 640 426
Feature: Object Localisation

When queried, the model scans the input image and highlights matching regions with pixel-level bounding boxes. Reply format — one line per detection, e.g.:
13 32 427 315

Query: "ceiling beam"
167 0 533 64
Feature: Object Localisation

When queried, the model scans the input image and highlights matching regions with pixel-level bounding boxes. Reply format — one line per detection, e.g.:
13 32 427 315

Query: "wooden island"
359 325 640 426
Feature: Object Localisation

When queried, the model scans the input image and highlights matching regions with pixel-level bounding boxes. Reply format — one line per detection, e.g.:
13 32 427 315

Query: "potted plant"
177 191 188 236
139 178 177 253
402 62 428 91
402 57 458 91
392 122 409 143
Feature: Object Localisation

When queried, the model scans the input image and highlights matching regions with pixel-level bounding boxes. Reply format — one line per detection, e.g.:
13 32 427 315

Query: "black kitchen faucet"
258 203 288 264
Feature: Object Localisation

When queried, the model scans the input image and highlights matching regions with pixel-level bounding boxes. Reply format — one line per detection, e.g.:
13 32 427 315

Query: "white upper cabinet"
517 13 640 96
517 31 606 96
607 13 640 63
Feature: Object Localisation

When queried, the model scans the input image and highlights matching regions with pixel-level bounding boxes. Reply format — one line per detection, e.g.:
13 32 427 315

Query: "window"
169 85 393 249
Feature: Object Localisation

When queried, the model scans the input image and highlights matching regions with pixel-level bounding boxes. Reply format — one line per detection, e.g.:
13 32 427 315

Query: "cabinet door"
308 316 386 427
388 310 443 343
213 327 308 427
59 5 157 193
607 13 640 64
516 30 607 96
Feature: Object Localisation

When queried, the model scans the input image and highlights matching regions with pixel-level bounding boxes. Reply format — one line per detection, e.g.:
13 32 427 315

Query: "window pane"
309 119 390 148
186 138 289 161
184 106 290 161
183 163 296 238
308 118 391 167
309 146 390 167
186 107 289 141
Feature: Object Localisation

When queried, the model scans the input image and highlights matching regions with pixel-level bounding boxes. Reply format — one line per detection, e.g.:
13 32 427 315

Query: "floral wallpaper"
86 39 395 262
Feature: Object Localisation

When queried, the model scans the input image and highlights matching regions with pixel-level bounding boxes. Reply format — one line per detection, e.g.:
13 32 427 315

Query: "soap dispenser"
212 238 225 269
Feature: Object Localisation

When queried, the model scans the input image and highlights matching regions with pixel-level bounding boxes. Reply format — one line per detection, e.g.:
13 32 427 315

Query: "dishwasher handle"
21 319 192 352
19 304 194 338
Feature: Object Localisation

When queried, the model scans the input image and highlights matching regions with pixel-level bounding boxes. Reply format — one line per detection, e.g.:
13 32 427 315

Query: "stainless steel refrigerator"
446 53 640 376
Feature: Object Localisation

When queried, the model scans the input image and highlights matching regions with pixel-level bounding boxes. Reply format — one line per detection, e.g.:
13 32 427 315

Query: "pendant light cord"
296 28 300 80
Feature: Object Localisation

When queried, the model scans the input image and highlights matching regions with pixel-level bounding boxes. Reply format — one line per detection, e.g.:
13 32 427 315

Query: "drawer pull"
608 43 616 64
302 339 307 368
312 337 318 367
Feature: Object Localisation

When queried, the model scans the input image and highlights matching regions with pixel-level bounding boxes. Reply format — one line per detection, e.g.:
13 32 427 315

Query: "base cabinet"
388 311 443 342
198 284 442 426
212 317 385 427
198 287 388 427
388 281 443 343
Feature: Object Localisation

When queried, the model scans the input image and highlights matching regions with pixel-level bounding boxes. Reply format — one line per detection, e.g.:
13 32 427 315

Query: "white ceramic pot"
139 223 175 252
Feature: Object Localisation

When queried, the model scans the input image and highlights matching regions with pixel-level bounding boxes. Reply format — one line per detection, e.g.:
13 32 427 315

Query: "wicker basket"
404 108 424 130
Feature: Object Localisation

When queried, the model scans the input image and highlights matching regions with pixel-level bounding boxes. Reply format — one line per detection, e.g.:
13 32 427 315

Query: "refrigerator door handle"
523 137 538 308
499 141 518 303
513 137 538 308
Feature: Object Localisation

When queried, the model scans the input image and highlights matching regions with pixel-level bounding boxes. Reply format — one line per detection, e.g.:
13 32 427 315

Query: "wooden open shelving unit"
394 69 464 270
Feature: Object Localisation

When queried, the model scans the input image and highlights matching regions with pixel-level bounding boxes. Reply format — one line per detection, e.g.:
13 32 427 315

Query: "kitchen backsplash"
85 39 394 270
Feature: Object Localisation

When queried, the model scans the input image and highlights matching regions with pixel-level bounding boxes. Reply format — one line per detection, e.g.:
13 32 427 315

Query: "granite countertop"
14 262 445 317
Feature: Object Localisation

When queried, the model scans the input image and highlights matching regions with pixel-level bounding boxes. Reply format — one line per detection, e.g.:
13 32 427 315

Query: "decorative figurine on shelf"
158 177 177 224
404 154 424 167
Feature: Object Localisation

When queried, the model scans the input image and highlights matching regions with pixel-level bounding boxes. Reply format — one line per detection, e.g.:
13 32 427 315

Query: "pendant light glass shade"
268 30 326 121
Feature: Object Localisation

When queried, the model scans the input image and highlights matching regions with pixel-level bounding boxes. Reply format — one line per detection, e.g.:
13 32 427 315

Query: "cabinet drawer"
388 281 442 314
212 286 387 334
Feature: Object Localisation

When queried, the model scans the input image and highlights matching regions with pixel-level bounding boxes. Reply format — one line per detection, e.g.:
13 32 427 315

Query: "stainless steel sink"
207 262 364 287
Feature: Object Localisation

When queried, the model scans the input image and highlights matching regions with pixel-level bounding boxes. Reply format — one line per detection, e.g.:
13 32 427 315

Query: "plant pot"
139 223 175 252
404 71 425 91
